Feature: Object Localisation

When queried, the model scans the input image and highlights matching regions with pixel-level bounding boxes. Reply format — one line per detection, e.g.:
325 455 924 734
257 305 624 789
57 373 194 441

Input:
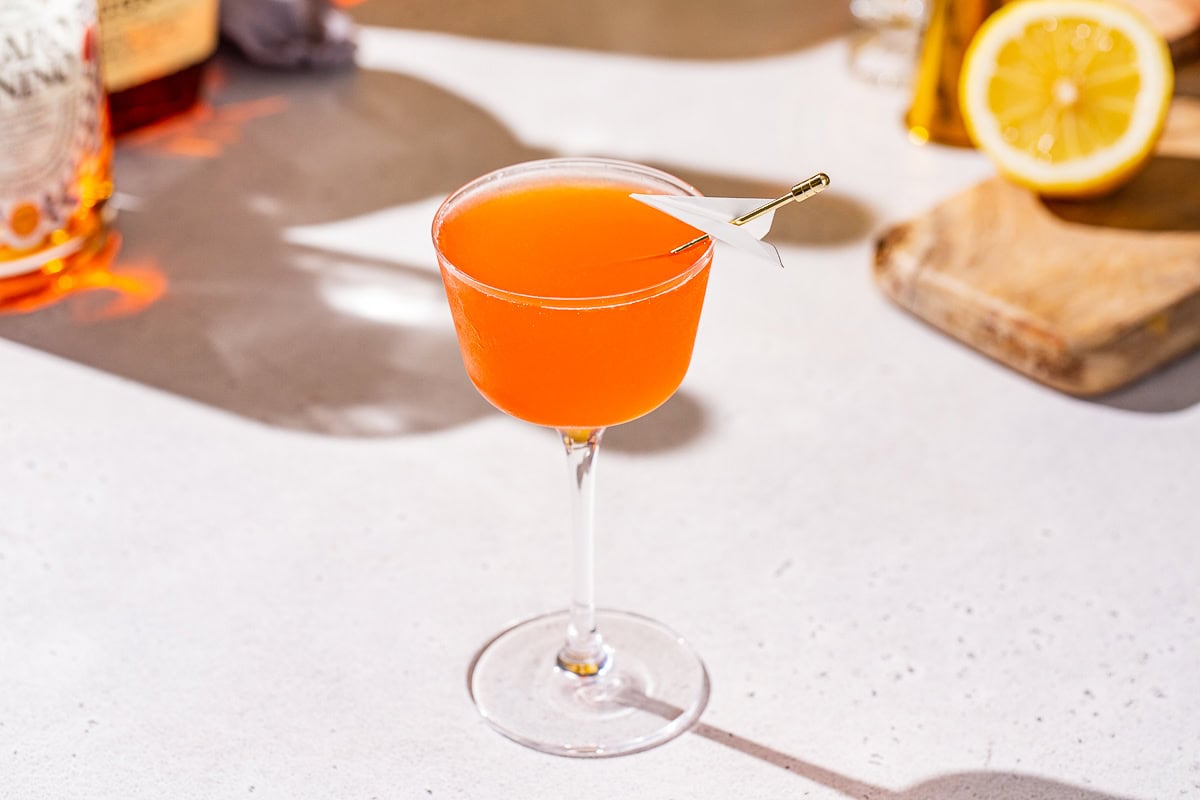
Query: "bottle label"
98 0 219 92
0 0 104 261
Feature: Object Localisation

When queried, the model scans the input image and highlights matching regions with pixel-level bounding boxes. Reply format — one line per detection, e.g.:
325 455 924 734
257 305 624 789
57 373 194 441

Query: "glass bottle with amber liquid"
98 0 220 134
907 0 1007 146
0 0 114 302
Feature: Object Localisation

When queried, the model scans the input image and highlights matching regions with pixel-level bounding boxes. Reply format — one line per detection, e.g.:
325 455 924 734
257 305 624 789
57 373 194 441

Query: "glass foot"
468 609 710 757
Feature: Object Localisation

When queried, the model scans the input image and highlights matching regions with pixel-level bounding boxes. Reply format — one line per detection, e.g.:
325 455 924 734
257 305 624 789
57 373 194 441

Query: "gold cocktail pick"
669 172 831 255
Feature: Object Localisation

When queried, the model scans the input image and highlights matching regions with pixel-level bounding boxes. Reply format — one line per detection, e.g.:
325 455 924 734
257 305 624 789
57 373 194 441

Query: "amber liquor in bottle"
0 0 115 302
98 0 220 134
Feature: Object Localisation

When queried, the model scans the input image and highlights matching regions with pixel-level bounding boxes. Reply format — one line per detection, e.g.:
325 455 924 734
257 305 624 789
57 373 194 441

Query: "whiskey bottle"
98 0 220 134
0 0 114 301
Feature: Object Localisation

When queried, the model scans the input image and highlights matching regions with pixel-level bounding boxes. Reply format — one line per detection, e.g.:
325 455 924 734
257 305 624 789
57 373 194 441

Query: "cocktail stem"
556 427 609 676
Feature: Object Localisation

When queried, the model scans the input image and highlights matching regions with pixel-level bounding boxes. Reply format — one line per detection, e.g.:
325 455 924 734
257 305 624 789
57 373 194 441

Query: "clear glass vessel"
849 0 928 86
431 158 715 757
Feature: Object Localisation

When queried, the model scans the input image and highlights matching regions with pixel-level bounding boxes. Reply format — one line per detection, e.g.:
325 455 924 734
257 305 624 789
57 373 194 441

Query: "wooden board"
1122 0 1200 63
873 99 1200 397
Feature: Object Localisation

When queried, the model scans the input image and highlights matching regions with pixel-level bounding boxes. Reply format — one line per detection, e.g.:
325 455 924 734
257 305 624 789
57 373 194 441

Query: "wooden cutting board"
873 98 1200 396
1124 0 1200 63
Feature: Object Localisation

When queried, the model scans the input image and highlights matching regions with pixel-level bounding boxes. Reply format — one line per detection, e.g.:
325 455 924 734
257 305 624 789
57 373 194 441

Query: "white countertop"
2 8 1197 799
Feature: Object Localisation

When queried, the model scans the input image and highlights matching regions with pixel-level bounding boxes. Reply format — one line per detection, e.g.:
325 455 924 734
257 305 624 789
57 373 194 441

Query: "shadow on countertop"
0 65 518 437
691 722 1137 800
350 0 854 60
627 691 1138 800
605 391 708 454
1089 348 1200 414
0 44 873 441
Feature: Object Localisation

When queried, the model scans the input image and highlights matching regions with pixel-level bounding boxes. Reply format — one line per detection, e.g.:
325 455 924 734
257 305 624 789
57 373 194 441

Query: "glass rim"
430 157 715 307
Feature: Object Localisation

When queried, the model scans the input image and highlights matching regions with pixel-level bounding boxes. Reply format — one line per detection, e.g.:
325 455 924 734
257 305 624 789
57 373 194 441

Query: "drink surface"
436 176 712 429
437 181 707 298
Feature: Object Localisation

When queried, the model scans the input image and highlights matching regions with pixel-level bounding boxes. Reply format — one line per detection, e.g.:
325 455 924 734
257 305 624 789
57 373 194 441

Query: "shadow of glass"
350 0 855 60
1041 156 1200 233
622 689 1137 800
604 391 709 454
698 721 1139 800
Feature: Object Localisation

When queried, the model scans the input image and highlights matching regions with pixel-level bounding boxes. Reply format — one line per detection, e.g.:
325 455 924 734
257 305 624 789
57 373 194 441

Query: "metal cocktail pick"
669 172 832 255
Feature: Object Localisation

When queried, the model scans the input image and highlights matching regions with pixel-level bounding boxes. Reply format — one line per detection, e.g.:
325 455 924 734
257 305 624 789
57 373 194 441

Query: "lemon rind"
961 0 1174 196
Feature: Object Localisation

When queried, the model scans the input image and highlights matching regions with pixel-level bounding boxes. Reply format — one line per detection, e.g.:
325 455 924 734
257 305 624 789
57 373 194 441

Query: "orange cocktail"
431 159 716 758
433 159 713 429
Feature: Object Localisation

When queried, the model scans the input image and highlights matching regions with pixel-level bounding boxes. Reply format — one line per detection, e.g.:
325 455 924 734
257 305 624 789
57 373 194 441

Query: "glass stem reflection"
556 427 609 676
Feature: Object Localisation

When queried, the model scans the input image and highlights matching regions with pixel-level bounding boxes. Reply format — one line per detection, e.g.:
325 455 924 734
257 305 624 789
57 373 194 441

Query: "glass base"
468 609 710 757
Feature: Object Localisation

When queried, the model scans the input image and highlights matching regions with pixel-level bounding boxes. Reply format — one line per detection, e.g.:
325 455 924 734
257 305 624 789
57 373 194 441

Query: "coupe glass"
431 158 714 757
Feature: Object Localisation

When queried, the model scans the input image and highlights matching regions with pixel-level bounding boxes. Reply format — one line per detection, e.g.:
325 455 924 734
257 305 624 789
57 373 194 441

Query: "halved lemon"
960 0 1174 198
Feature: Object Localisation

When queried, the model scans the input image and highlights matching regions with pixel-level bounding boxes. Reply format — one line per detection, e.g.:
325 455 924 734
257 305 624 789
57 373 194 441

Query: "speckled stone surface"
1 4 1197 798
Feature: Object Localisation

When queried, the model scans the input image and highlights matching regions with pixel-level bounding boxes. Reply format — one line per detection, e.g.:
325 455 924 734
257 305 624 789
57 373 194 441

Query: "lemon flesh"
961 0 1174 197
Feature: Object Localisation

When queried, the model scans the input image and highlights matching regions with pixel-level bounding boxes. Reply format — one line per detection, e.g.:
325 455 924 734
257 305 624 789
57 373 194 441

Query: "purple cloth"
221 0 357 68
